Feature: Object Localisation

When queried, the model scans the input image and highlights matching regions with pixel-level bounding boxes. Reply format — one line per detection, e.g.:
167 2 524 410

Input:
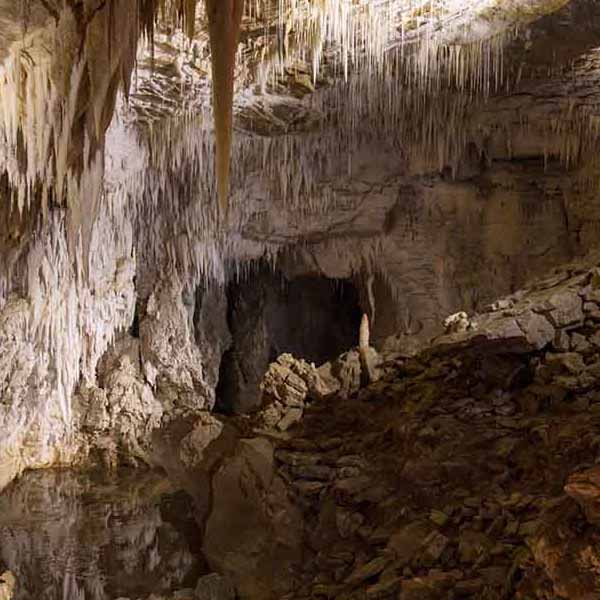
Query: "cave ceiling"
1 0 600 252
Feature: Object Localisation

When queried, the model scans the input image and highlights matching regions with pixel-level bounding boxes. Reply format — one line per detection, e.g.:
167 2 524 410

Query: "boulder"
179 414 224 469
202 437 302 599
540 287 584 329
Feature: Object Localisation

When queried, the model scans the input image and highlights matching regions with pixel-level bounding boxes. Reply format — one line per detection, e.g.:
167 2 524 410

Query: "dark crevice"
213 269 363 415
130 302 140 339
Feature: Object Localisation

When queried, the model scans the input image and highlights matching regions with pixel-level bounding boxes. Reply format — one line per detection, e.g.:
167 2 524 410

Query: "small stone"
504 520 520 536
333 476 372 502
195 573 235 600
345 555 391 586
421 530 449 562
294 480 327 495
570 332 591 353
458 530 493 564
584 302 600 320
318 437 343 451
336 455 369 468
545 352 585 375
399 571 455 600
310 583 343 598
552 329 570 352
463 497 481 509
290 464 334 481
365 576 402 599
518 520 540 537
277 407 303 431
387 521 432 565
487 299 513 312
337 466 362 479
565 466 600 525
454 578 484 595
275 450 322 467
590 331 600 346
336 508 365 539
429 509 449 527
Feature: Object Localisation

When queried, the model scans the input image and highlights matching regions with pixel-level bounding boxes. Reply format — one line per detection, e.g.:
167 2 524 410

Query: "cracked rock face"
1 0 600 504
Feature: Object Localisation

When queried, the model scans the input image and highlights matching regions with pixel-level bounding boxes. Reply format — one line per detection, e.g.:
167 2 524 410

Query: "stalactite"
205 0 244 216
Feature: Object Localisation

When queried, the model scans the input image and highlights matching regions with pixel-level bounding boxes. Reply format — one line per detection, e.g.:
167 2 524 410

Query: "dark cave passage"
214 271 363 414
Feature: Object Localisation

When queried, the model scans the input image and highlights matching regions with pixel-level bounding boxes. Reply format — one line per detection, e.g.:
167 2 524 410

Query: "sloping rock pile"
261 255 600 599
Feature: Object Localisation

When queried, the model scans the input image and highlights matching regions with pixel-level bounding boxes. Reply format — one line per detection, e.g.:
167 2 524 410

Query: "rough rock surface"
0 469 199 600
0 571 14 600
140 277 214 413
195 252 600 599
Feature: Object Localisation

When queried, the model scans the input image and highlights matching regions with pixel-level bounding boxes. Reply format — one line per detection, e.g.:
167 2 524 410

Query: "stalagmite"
205 0 244 216
358 313 373 387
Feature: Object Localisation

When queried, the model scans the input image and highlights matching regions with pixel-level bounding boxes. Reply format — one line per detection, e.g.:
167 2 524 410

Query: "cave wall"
258 156 586 342
215 269 362 414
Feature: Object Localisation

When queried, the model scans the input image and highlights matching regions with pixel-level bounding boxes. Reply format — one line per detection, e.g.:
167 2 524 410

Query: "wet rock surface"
0 469 204 600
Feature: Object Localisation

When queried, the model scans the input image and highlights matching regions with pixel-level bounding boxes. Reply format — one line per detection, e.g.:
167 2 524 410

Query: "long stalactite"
205 0 244 217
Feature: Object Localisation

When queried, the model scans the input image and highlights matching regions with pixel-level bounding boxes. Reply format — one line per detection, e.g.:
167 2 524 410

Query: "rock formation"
2 1 600 599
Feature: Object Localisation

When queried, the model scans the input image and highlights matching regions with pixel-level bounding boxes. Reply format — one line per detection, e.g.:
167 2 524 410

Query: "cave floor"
274 353 600 599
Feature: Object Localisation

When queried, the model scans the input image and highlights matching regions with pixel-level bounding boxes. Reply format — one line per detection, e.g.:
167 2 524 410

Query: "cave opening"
214 271 363 415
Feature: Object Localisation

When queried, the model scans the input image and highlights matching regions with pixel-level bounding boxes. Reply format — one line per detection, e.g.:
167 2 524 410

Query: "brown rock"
399 571 456 600
541 288 584 328
458 530 493 564
387 521 432 566
544 352 585 375
344 555 390 586
516 311 555 350
565 466 600 525
195 573 235 600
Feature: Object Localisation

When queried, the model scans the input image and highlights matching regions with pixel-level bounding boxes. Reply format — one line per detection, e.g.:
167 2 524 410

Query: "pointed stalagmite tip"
359 313 370 350
205 0 244 217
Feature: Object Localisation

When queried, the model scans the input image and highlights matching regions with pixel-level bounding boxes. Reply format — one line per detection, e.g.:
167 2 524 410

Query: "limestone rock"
540 287 584 329
140 277 213 413
261 354 310 407
565 466 600 525
0 571 15 600
195 573 235 600
516 311 555 350
193 284 232 392
179 414 225 469
74 351 163 467
443 311 473 334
